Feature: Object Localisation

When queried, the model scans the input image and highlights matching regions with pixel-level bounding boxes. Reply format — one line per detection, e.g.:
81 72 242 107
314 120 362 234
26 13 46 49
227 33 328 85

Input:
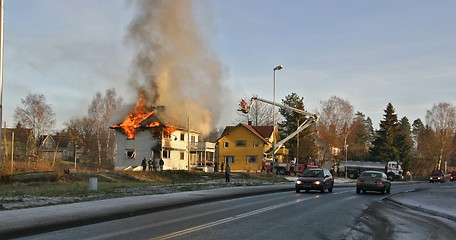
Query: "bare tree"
14 93 56 140
425 102 456 170
88 89 122 167
318 96 354 160
235 95 275 126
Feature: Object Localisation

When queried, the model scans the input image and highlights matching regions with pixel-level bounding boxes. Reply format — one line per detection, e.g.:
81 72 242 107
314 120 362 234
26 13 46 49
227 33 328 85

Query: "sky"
2 0 456 132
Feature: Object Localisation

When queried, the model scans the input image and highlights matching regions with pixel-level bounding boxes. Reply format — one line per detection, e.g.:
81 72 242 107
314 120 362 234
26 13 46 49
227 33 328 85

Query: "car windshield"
360 172 382 178
431 173 442 176
301 170 323 177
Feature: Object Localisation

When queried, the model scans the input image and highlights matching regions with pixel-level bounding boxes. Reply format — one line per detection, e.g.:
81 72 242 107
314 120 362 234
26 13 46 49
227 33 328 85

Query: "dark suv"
295 169 334 193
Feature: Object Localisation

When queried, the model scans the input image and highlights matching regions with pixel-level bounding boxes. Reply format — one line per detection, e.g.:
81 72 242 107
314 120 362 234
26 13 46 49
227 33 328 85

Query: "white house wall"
114 129 158 171
114 128 211 171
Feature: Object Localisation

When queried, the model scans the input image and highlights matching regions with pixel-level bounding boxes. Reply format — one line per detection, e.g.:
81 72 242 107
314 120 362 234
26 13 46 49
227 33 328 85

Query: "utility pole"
0 0 5 176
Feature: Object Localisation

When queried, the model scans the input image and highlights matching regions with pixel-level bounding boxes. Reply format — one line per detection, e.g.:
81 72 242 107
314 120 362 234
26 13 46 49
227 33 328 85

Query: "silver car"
356 171 391 194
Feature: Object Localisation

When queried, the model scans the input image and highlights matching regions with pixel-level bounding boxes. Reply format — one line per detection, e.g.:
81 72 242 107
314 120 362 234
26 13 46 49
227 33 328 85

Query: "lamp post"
345 140 348 179
272 65 283 183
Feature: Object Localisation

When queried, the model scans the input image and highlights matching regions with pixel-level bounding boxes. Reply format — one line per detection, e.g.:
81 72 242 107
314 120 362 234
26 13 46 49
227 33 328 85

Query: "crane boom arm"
238 96 319 155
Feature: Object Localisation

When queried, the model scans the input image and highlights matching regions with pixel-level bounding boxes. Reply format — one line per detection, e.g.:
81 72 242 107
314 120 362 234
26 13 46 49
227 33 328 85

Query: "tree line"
239 93 456 176
6 90 456 175
9 89 122 170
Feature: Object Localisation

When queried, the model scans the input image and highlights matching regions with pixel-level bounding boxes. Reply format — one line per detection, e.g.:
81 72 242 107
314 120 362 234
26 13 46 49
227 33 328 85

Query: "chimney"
156 106 165 114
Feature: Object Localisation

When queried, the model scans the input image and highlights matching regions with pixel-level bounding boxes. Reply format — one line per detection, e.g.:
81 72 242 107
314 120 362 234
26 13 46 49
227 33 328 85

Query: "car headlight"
314 181 321 185
296 180 302 185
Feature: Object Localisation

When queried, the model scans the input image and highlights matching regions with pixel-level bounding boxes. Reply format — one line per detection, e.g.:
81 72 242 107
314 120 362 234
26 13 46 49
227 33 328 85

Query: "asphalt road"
15 183 431 240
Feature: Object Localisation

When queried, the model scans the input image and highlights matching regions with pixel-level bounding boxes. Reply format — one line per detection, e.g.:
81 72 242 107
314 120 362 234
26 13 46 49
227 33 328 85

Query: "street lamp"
272 65 283 183
345 143 348 179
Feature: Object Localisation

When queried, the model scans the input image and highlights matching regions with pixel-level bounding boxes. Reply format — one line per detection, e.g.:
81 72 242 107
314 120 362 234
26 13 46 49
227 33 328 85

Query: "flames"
112 94 177 139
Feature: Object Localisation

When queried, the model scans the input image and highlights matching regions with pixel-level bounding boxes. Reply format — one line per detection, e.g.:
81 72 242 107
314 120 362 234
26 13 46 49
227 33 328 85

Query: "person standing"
159 158 164 171
148 158 153 171
152 158 158 171
141 158 147 171
225 163 231 183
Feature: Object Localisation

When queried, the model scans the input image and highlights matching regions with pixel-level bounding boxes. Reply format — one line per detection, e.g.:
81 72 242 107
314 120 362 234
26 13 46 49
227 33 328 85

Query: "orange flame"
112 94 154 139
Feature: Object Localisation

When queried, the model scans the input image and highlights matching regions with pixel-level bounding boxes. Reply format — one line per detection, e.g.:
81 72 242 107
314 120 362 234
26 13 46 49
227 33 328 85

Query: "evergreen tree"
278 93 316 162
349 112 373 161
370 103 411 172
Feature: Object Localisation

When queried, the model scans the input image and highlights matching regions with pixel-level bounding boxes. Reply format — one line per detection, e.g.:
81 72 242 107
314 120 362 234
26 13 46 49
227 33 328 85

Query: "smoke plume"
125 0 224 133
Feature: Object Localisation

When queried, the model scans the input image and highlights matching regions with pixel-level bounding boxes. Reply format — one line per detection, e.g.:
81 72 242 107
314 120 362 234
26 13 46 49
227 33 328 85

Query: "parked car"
429 171 445 183
356 171 391 194
451 171 456 182
295 168 334 193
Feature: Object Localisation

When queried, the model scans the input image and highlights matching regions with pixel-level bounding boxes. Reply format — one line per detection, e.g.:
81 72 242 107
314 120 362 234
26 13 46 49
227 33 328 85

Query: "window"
191 136 196 143
253 141 259 148
163 150 170 159
224 156 235 164
180 152 185 160
235 140 247 147
180 133 185 141
223 142 229 148
126 150 136 159
246 155 258 164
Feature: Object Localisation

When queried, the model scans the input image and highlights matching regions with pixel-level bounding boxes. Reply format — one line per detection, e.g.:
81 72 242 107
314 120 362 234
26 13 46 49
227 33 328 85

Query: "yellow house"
216 123 288 172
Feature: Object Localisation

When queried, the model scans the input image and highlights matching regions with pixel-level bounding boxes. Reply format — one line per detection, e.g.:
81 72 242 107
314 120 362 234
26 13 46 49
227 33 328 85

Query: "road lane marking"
149 197 316 240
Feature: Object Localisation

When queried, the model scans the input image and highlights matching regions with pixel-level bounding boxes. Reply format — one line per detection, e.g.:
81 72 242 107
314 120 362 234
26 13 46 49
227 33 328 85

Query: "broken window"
126 150 136 159
253 141 259 148
163 150 171 159
180 133 185 141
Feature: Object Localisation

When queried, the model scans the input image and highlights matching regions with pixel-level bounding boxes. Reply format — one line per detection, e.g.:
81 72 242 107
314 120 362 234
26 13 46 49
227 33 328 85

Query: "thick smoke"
125 0 224 133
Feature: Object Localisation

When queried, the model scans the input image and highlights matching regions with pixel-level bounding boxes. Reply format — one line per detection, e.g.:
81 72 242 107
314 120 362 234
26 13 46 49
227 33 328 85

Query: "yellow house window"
246 155 258 164
253 141 259 148
223 142 229 148
225 156 235 164
235 140 247 147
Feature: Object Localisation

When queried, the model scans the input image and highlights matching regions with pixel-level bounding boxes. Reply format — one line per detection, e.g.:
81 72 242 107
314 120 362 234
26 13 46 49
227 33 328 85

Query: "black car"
356 171 391 194
295 169 334 193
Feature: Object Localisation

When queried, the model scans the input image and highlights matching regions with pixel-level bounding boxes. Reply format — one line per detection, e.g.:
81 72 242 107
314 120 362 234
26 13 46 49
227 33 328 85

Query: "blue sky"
2 0 456 131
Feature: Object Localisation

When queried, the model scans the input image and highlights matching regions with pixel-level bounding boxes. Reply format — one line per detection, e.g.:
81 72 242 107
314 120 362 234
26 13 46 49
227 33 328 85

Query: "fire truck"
238 96 319 175
262 158 320 175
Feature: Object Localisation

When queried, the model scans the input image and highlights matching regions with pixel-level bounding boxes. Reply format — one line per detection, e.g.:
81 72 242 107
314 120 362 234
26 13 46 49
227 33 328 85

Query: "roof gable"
216 123 274 143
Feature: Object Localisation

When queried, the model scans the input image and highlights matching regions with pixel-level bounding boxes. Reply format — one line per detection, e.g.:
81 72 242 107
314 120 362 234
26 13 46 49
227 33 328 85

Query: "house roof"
216 123 274 143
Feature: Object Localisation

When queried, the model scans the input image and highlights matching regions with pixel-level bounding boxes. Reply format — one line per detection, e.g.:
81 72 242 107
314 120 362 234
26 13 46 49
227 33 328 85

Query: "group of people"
141 158 164 171
141 158 231 183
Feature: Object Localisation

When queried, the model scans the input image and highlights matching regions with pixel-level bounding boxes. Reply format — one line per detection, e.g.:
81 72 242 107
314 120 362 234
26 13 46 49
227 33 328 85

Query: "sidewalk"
386 184 456 221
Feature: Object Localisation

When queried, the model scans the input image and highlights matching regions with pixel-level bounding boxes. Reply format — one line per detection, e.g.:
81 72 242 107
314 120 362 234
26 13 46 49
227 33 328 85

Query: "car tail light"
376 181 383 184
357 180 363 182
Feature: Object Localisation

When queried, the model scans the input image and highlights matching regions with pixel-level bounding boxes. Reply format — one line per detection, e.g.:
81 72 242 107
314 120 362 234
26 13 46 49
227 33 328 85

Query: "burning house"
111 95 215 171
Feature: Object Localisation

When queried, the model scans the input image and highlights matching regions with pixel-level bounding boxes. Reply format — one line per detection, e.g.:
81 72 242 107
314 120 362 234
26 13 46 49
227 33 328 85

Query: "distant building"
1 123 34 162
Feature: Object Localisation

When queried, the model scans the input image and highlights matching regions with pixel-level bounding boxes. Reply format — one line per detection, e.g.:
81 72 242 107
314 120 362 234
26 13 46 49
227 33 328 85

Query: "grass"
0 171 286 209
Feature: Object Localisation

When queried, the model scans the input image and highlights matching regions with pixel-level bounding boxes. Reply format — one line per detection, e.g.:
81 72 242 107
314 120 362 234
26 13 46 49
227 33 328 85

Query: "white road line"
150 196 316 240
